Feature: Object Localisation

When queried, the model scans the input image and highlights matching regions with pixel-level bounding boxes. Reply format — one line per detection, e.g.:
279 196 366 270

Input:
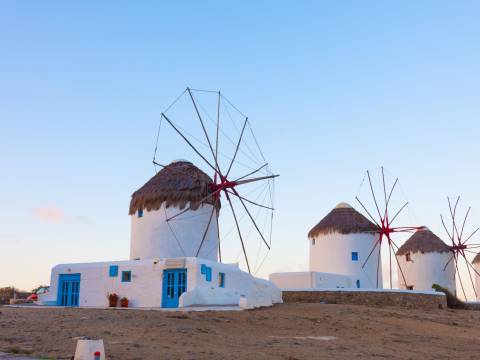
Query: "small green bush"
0 287 29 305
432 283 466 309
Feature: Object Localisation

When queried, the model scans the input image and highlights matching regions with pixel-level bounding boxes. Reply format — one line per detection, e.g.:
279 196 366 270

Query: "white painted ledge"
281 288 446 296
5 304 244 312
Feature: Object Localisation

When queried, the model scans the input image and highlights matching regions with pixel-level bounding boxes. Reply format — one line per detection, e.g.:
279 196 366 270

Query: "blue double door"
57 273 81 306
162 269 187 308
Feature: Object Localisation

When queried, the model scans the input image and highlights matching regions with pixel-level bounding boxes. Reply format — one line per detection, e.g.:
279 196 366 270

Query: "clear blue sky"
1 2 480 292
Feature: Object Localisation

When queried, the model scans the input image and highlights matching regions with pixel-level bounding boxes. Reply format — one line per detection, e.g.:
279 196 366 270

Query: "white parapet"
269 271 354 290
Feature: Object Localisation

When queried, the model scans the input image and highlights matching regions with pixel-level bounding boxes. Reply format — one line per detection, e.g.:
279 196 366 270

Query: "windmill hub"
451 244 467 252
379 219 394 240
381 225 392 236
208 176 238 201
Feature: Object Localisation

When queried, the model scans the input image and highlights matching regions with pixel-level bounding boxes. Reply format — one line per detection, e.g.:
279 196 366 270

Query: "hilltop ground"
1 303 479 360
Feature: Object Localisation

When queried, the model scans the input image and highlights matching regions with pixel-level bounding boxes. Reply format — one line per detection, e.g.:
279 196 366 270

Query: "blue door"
57 273 81 306
162 269 187 308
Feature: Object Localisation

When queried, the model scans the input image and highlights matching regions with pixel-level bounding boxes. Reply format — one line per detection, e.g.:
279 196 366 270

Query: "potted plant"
107 293 118 307
120 297 129 308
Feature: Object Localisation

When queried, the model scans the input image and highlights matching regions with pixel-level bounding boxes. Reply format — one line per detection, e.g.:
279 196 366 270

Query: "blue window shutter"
206 267 212 282
201 264 207 275
109 265 118 277
219 272 225 287
351 252 358 261
122 271 132 282
356 279 361 288
138 209 143 218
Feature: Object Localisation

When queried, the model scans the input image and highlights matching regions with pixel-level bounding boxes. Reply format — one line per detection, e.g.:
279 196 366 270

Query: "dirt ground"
1 303 480 360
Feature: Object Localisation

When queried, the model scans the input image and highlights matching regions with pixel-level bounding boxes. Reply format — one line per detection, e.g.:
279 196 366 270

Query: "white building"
396 228 455 294
270 202 382 290
40 160 281 309
473 253 480 301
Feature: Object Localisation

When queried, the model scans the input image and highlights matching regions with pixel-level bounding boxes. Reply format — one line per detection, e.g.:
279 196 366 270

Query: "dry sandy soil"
1 303 480 359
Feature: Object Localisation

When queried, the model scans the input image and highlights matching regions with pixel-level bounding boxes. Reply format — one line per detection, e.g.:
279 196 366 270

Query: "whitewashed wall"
474 262 480 301
269 271 353 290
180 260 282 308
43 259 166 307
396 251 455 294
309 232 382 288
40 257 281 309
130 203 219 261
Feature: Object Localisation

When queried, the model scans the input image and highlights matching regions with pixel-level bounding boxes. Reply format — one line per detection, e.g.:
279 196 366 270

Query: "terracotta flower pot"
107 293 118 307
120 298 129 308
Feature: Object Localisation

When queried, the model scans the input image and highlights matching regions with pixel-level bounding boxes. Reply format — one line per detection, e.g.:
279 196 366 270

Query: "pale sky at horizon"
1 2 480 299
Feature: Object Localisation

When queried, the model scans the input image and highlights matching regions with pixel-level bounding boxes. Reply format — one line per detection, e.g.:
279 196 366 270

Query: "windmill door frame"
162 269 187 308
57 273 81 306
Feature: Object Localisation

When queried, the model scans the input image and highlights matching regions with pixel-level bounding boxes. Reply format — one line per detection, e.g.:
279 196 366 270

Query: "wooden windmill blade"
152 88 278 274
441 197 480 301
355 166 424 289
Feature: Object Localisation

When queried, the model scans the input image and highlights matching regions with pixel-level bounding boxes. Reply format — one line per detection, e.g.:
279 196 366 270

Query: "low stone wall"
465 303 480 311
9 299 32 305
282 290 447 310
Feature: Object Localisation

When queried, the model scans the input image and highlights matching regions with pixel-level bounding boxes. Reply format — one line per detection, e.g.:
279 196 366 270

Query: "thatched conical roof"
473 253 480 265
129 160 219 215
396 228 450 256
307 202 379 238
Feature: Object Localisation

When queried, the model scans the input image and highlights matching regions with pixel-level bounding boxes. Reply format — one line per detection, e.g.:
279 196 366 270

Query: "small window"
351 252 358 261
122 271 132 282
138 209 143 218
356 279 360 288
201 264 207 275
206 267 212 282
406 285 414 290
219 272 225 287
406 253 412 262
312 239 315 245
109 265 118 277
